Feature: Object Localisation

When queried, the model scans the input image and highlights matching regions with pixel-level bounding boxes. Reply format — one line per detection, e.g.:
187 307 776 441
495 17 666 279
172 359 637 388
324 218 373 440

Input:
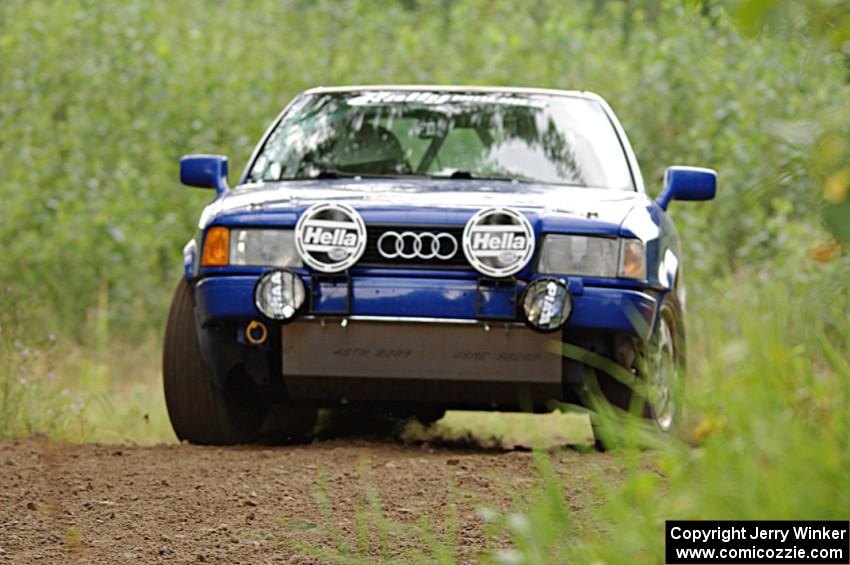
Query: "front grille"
359 225 470 269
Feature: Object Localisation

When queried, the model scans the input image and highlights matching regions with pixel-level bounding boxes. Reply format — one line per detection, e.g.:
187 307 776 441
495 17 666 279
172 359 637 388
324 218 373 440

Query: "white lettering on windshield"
346 91 549 109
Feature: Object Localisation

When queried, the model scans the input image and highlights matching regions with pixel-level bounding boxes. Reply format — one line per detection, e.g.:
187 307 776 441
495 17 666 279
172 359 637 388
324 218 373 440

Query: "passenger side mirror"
657 166 716 210
180 155 229 195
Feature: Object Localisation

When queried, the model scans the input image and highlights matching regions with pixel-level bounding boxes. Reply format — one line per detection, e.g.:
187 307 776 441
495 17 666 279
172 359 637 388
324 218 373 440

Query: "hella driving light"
254 270 306 320
521 278 571 332
538 235 619 277
230 229 302 268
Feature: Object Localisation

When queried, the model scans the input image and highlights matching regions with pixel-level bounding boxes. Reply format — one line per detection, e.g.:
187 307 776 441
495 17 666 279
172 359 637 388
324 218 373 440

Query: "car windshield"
247 90 634 190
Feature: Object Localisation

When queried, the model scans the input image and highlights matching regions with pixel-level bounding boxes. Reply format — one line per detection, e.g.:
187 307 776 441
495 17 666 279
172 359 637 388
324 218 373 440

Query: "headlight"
230 229 302 268
522 278 572 332
538 235 619 277
254 270 306 320
538 235 645 280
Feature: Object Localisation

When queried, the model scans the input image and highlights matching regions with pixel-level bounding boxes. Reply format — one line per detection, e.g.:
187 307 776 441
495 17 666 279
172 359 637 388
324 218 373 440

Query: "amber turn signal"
618 239 646 280
201 226 230 267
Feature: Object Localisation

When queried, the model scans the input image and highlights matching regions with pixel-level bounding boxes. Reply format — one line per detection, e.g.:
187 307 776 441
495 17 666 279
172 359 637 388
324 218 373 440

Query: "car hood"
200 179 656 237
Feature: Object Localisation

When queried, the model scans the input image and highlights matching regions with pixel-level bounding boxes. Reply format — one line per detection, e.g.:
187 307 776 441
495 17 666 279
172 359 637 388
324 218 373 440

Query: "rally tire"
163 279 267 445
597 294 686 433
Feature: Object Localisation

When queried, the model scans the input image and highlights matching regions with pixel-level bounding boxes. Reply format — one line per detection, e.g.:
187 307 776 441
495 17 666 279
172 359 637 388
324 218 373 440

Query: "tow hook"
245 320 268 345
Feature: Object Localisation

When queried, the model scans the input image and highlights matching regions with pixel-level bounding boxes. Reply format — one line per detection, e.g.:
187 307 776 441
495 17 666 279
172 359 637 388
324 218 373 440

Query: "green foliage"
0 287 77 439
1 0 847 339
292 258 850 564
478 256 850 564
0 282 171 441
569 260 850 563
725 0 850 244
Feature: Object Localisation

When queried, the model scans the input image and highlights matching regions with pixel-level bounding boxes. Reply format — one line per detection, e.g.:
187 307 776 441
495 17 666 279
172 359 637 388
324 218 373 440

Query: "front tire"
163 279 267 445
595 295 685 436
643 304 684 432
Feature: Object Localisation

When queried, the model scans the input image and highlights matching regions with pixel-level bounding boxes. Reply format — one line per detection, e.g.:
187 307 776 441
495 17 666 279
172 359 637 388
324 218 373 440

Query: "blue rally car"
163 86 716 445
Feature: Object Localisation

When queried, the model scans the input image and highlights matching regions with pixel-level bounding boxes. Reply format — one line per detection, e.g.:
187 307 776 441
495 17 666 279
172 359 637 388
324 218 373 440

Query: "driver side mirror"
180 154 229 195
657 166 716 210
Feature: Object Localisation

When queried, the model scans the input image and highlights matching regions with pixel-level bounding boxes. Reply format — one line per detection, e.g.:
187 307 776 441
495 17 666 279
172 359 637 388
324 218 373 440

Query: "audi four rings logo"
462 207 535 278
294 203 367 273
377 231 459 260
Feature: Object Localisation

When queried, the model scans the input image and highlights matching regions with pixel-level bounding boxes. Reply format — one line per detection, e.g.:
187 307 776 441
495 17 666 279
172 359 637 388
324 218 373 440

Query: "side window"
429 128 487 175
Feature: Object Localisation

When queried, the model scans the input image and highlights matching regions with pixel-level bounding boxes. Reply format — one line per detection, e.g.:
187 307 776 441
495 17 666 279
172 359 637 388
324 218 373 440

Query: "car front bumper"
193 274 659 339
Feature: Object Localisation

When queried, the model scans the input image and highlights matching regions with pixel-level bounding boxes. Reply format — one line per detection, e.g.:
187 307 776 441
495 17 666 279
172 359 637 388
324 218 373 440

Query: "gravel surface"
0 437 626 564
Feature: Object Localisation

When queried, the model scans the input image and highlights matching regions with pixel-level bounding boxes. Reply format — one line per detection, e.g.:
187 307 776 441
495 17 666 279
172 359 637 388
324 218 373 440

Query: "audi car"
163 85 716 445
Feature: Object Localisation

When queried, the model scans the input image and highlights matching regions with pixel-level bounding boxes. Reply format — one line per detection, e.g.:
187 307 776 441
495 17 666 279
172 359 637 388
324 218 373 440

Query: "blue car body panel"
176 86 717 399
193 274 659 340
185 178 680 339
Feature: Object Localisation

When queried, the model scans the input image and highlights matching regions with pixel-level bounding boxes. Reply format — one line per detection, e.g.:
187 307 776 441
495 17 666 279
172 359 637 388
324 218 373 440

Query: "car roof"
302 84 604 101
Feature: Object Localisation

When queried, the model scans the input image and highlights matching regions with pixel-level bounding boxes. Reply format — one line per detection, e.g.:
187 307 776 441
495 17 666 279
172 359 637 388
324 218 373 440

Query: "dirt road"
0 435 628 564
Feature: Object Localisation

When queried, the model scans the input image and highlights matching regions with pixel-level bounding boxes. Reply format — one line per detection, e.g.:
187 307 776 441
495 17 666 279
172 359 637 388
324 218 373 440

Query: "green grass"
561 264 850 563
0 285 172 442
0 337 173 444
56 341 175 444
279 254 850 563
